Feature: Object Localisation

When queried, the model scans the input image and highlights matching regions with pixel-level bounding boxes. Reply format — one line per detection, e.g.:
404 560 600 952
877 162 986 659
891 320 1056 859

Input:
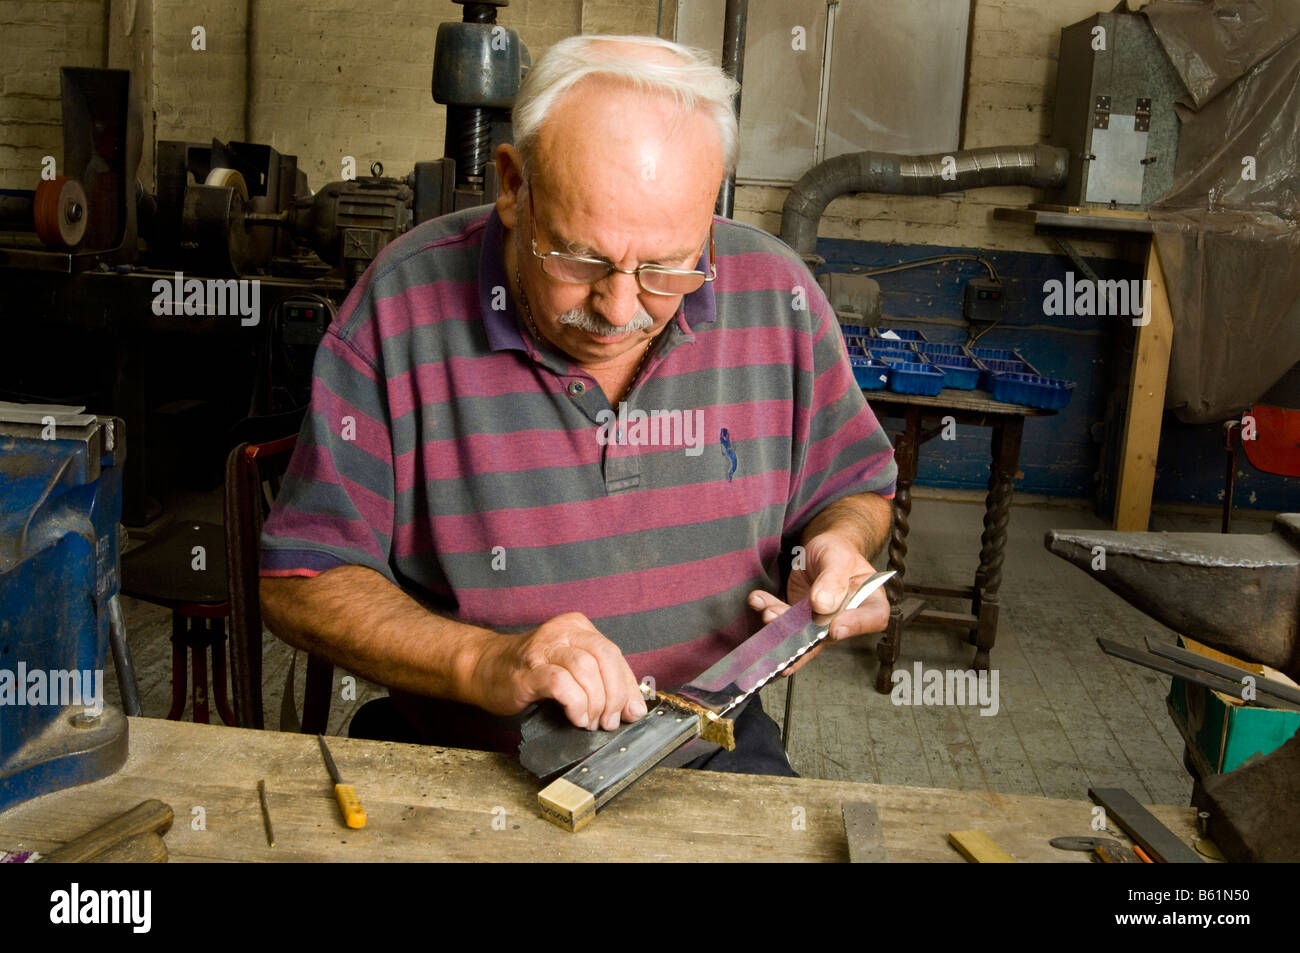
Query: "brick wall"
246 0 585 186
3 0 1128 257
153 0 248 148
0 0 104 188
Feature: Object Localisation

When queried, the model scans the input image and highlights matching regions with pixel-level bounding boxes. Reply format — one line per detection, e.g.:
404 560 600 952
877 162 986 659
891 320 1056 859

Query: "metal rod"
812 2 837 168
715 0 748 218
1098 638 1298 712
1145 637 1300 707
1222 422 1238 533
107 594 142 717
257 779 275 847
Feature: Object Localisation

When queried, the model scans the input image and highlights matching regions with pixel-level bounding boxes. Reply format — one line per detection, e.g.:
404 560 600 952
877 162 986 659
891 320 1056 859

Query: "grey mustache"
556 306 655 336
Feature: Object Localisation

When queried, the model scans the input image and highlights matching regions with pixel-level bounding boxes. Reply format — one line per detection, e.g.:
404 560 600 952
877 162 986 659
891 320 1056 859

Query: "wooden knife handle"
538 706 700 832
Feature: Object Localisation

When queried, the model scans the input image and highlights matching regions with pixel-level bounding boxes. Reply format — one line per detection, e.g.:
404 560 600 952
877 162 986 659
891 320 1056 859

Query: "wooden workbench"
0 718 1204 862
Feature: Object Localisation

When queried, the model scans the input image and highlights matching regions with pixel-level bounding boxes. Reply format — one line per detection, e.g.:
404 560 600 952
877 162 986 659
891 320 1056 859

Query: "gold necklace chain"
514 269 656 399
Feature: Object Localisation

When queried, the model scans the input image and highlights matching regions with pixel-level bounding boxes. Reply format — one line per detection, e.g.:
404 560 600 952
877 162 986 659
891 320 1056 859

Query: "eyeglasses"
527 185 717 296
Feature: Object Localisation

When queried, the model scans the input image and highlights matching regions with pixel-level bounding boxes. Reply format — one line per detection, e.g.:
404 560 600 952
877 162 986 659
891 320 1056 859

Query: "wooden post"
1114 240 1174 531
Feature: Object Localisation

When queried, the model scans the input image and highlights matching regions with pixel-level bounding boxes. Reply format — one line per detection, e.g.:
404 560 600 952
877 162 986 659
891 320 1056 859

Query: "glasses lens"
640 269 707 295
541 256 610 284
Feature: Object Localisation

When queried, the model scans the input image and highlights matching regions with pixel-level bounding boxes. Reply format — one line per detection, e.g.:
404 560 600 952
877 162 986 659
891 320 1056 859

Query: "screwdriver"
318 734 366 829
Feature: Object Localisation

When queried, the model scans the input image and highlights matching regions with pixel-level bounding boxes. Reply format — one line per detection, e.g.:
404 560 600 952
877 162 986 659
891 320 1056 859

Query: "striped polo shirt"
261 205 897 690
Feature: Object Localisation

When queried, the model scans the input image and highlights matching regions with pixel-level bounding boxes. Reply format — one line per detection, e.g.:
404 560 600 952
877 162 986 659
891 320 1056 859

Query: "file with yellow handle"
317 734 366 829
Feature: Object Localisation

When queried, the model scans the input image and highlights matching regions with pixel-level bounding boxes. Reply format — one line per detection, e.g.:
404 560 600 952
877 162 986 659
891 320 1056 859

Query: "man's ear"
495 144 526 228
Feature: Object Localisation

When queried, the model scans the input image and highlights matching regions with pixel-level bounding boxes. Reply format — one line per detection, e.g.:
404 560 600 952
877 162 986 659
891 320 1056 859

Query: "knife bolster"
655 691 735 749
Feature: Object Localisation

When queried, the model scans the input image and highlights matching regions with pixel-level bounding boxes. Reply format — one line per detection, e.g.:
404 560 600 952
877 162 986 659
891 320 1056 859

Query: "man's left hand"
747 530 890 676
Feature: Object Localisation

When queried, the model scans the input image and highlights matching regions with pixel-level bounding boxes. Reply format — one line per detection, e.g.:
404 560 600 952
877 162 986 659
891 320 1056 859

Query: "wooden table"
0 718 1202 862
868 388 1054 693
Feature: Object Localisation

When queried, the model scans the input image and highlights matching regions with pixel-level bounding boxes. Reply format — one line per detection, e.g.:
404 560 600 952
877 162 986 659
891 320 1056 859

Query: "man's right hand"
468 612 647 731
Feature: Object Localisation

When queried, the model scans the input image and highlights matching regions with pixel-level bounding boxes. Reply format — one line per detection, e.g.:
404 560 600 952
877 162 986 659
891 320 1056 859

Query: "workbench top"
0 717 1202 862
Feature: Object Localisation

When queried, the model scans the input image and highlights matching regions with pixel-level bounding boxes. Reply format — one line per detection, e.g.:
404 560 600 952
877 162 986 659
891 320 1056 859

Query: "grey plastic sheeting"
1143 0 1300 423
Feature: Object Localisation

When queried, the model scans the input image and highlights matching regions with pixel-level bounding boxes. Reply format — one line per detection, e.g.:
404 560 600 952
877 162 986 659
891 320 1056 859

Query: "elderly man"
260 35 896 775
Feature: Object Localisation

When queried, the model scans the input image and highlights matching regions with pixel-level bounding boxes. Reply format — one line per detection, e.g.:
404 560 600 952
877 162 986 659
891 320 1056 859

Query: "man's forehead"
534 81 720 179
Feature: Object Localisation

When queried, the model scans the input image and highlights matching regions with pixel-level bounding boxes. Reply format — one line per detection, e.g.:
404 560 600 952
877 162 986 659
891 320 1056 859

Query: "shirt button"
567 381 586 397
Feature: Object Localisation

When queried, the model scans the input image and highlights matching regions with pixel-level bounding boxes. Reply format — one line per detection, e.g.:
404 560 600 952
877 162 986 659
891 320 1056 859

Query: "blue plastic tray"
850 356 891 390
973 353 1040 390
914 342 967 358
968 345 1023 363
921 353 980 390
873 327 928 345
839 323 873 338
889 361 944 397
989 372 1075 410
869 346 920 366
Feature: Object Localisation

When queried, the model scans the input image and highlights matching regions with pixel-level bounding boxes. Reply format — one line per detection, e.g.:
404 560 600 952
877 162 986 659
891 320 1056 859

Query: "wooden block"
87 832 168 863
38 799 173 864
948 829 1015 863
843 802 888 863
538 778 596 833
1029 203 1152 220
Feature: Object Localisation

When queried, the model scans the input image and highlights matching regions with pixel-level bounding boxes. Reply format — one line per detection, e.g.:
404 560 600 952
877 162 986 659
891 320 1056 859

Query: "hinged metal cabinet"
1049 12 1186 208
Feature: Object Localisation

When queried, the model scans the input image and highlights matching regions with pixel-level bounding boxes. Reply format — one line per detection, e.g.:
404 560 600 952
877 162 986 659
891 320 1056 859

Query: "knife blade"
520 569 893 778
535 570 895 831
673 569 895 716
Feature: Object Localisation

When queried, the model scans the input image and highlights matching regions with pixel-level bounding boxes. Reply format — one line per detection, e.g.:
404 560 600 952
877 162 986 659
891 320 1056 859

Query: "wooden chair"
119 520 236 724
1222 404 1300 532
119 410 310 726
224 432 334 732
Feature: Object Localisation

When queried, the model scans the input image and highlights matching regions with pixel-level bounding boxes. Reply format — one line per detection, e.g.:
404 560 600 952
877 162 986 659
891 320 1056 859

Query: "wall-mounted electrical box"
1049 12 1186 208
963 277 1003 330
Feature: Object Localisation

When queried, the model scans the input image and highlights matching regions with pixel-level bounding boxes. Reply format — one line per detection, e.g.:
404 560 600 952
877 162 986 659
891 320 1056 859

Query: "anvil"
1045 513 1300 681
1046 513 1300 862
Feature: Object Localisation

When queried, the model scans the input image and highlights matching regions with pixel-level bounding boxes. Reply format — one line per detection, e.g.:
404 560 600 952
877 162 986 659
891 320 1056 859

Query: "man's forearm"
801 491 892 558
260 565 494 703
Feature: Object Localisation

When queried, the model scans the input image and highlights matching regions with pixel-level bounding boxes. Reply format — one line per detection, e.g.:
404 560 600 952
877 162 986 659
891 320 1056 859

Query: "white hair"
512 34 740 179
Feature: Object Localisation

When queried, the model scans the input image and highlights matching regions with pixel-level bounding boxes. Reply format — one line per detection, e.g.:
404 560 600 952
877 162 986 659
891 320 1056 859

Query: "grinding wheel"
204 167 249 200
182 167 256 274
32 176 88 249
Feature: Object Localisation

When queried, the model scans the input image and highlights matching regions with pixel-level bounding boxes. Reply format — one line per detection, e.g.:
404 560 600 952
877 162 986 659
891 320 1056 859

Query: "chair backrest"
224 433 334 732
1242 405 1300 477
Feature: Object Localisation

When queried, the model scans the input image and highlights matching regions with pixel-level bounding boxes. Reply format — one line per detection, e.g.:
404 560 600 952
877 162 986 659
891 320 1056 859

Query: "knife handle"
538 706 700 832
334 783 366 829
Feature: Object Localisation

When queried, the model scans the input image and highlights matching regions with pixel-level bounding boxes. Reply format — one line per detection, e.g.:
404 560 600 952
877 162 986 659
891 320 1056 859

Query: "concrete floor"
109 489 1276 807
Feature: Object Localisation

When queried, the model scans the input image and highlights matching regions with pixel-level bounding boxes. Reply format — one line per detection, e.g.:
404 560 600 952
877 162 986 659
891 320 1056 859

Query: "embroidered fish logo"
720 427 738 482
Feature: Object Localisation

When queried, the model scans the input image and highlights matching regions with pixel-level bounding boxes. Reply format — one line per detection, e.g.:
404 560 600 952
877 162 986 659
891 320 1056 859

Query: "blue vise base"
0 406 129 814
